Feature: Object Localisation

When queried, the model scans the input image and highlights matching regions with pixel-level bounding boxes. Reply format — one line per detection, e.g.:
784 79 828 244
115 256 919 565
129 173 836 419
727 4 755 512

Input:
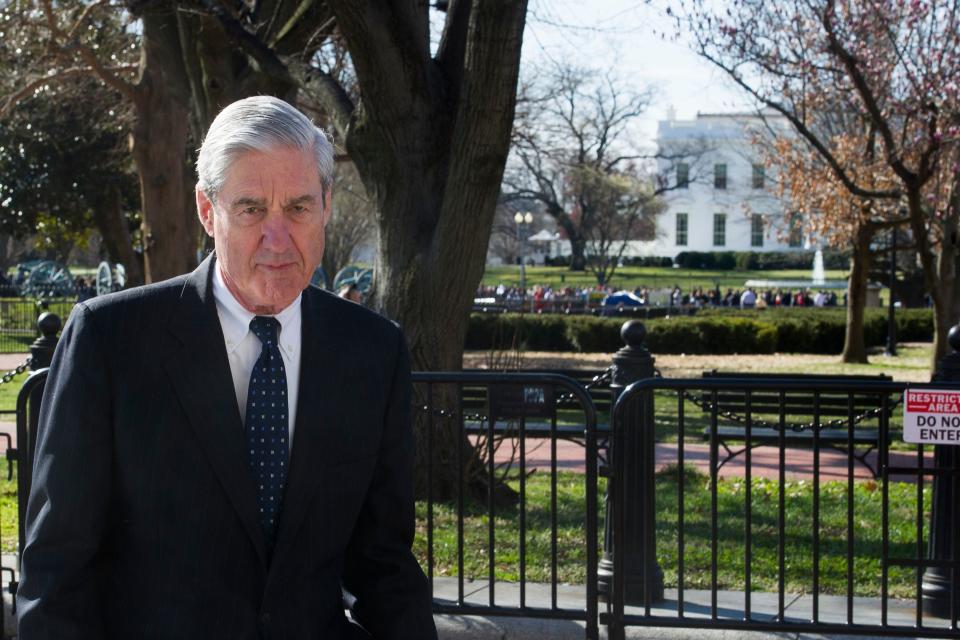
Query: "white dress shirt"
212 266 302 452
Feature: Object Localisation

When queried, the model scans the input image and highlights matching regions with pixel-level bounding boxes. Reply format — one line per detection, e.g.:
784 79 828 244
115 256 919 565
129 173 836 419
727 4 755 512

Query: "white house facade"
651 111 803 258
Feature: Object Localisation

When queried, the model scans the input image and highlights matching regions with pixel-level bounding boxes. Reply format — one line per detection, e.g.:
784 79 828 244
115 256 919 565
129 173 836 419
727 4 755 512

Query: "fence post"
922 324 960 617
597 320 664 606
29 312 61 370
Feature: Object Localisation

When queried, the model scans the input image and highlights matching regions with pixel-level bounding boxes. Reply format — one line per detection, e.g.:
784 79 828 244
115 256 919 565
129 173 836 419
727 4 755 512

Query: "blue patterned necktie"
245 316 289 549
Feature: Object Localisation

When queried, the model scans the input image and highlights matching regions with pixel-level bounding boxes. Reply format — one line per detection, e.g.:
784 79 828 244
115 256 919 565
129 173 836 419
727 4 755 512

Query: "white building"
651 111 802 258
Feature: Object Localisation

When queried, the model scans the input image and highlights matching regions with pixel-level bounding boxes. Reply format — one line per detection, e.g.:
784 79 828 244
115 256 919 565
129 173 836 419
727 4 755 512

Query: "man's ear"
321 188 333 227
196 189 216 238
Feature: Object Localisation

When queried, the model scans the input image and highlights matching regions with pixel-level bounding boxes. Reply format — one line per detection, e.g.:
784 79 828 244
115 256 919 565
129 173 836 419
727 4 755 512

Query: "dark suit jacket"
17 255 437 640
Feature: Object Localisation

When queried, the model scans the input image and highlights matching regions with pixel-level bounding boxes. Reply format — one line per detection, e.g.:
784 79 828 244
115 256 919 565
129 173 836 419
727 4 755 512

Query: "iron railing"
0 299 74 354
412 371 600 639
604 377 960 638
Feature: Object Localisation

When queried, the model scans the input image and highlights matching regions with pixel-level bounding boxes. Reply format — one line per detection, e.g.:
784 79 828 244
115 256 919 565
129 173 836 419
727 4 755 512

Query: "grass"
0 371 30 410
655 466 929 598
414 469 931 598
0 465 14 554
482 265 850 291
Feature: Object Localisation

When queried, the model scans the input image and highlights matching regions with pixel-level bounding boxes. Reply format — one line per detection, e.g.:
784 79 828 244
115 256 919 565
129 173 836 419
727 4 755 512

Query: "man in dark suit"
17 96 437 639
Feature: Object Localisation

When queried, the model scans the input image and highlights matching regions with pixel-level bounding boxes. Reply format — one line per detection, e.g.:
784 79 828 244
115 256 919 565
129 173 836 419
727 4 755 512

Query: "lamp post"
514 211 533 308
885 227 897 356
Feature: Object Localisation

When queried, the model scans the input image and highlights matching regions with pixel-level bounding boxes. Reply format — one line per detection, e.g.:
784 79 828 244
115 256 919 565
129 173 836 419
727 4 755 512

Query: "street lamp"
514 211 534 307
885 227 898 356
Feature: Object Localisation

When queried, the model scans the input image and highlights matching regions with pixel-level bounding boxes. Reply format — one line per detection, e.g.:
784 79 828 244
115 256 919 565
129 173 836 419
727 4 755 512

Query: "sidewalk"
1 569 949 639
431 577 953 639
494 437 933 482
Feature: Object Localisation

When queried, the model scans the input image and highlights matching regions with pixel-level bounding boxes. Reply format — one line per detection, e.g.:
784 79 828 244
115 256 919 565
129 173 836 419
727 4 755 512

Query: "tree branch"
39 0 138 101
696 48 902 200
0 65 136 118
197 0 294 84
435 0 470 94
299 65 355 139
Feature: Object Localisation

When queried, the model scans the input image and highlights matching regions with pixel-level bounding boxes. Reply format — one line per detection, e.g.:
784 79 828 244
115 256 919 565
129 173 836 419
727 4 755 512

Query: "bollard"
30 312 61 370
597 320 664 607
922 324 960 617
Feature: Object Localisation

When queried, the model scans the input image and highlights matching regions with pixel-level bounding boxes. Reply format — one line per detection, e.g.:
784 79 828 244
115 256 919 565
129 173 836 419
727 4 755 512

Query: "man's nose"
260 210 293 252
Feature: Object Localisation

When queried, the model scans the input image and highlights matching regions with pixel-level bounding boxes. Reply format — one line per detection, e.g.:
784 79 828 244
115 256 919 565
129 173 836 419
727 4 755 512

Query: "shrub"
735 252 760 270
622 256 674 267
466 308 933 354
673 251 737 270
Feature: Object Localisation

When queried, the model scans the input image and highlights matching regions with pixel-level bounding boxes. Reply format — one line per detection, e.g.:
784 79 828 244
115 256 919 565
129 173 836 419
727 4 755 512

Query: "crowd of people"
682 286 842 308
475 282 846 312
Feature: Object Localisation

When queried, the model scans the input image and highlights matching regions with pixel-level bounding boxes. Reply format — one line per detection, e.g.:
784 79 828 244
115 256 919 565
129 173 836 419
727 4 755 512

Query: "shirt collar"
212 264 302 354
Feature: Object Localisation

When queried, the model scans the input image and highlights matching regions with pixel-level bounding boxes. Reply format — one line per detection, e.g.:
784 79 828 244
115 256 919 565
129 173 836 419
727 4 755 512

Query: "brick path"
491 437 934 482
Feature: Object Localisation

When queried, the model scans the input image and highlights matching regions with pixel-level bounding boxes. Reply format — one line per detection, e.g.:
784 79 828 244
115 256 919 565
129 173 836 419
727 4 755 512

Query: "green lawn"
415 469 930 598
0 371 29 410
482 265 850 291
0 465 14 554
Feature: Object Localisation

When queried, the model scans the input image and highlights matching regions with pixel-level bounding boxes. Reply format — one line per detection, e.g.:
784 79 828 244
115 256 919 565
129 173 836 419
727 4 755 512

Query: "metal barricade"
413 372 600 639
604 377 960 638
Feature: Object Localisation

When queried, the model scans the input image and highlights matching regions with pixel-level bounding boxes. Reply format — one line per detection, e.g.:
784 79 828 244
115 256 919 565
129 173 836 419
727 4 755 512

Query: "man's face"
197 146 330 314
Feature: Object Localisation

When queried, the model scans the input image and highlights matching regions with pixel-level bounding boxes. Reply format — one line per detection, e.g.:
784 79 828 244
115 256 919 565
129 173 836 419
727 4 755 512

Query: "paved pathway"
431 577 955 639
491 437 933 482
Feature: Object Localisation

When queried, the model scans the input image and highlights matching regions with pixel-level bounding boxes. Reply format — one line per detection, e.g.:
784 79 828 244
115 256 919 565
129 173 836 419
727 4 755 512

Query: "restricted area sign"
904 388 960 444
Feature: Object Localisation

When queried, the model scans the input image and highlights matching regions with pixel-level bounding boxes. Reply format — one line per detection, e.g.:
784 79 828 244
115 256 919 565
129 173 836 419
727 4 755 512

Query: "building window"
751 214 764 247
676 213 688 246
714 163 727 189
788 211 803 247
752 164 765 189
713 213 726 246
676 163 690 189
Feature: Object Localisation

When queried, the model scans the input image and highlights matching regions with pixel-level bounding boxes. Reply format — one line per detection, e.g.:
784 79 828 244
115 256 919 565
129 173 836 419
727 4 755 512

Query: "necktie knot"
250 316 280 346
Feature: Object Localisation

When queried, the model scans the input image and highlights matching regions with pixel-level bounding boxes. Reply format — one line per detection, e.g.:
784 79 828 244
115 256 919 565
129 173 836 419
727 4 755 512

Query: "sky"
520 0 753 146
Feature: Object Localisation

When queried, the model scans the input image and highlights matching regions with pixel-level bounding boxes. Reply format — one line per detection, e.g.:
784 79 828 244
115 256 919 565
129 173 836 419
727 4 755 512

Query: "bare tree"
680 0 960 366
321 162 376 282
503 62 709 277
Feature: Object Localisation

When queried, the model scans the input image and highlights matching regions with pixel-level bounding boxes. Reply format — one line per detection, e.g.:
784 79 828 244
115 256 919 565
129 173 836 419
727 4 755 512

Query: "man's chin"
251 280 306 313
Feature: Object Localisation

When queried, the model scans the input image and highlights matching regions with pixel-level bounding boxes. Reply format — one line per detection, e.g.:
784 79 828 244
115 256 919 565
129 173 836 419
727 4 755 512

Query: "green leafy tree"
0 75 143 280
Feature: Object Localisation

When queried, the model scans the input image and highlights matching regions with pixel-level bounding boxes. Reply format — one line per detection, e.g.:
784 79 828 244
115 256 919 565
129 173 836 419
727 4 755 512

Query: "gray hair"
196 96 334 199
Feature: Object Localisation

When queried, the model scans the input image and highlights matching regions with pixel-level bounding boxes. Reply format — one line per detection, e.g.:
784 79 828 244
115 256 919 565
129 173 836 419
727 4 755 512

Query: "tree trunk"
331 0 528 500
92 185 145 287
842 222 872 363
568 236 587 271
934 212 959 367
130 7 196 283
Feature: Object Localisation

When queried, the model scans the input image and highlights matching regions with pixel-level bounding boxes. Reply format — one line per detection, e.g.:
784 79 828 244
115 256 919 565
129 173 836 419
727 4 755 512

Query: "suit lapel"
163 255 268 568
269 288 352 570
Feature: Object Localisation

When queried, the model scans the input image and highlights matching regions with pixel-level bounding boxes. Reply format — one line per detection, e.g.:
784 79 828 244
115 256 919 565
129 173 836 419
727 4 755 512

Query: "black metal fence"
0 299 74 353
603 375 960 638
411 372 600 639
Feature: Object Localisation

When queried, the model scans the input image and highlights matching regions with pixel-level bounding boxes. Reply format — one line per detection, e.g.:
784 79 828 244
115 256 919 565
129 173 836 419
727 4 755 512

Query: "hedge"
465 308 933 354
673 250 850 271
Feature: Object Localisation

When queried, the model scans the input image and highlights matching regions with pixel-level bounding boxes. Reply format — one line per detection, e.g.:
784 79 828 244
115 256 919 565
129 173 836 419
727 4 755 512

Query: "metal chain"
556 365 614 404
682 389 904 432
0 357 31 384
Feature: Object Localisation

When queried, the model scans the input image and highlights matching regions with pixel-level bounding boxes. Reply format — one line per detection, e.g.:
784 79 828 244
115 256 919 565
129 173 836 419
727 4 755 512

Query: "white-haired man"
18 96 437 639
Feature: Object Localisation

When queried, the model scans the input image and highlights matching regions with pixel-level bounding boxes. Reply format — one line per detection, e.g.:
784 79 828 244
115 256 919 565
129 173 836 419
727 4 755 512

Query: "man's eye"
241 207 262 216
289 205 307 214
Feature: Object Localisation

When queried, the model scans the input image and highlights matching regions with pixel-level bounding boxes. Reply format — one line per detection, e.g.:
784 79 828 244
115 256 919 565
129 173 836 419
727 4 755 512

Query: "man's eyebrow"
229 196 267 208
285 194 318 207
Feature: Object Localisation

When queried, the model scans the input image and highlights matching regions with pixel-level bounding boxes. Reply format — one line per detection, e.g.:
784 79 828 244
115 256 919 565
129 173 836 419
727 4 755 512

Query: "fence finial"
620 320 647 351
948 323 960 352
30 312 61 370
